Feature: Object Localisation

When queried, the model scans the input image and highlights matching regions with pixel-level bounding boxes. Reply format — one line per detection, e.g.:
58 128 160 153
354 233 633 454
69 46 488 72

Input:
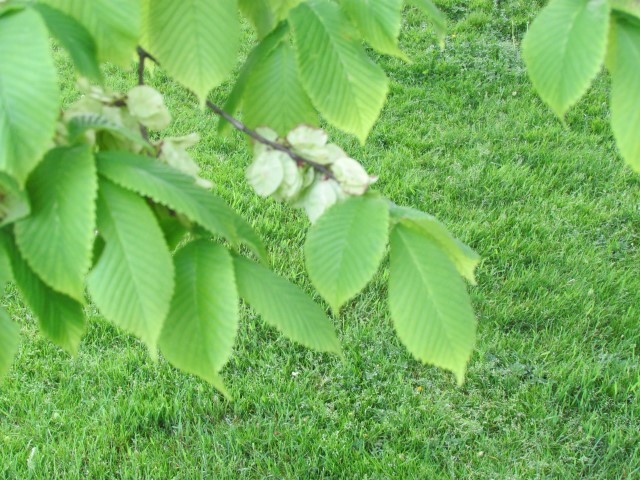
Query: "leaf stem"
136 46 335 180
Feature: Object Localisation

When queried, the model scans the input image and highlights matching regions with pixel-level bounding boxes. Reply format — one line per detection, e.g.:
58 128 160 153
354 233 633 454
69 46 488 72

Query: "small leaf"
126 86 172 131
522 0 610 117
305 196 389 312
87 179 174 353
0 173 30 228
14 146 97 301
160 241 238 387
407 0 447 48
42 0 139 67
66 113 152 153
96 151 268 263
246 150 286 197
0 306 19 380
390 205 480 284
4 234 85 355
244 41 318 136
0 9 59 186
239 0 277 38
234 255 341 353
146 0 240 104
389 224 476 385
341 0 407 59
32 3 102 82
607 16 640 171
290 0 389 142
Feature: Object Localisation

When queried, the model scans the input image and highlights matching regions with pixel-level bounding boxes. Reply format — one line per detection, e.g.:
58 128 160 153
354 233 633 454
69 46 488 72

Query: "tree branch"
136 46 335 180
136 47 150 141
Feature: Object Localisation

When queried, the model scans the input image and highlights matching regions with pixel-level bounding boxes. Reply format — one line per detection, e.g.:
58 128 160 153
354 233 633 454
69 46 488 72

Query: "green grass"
2 2 640 478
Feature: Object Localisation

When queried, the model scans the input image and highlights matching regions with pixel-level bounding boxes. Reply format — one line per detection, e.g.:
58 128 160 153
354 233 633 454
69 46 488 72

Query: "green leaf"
14 146 96 301
305 197 389 312
0 306 19 380
289 0 389 143
67 114 153 153
389 224 476 385
244 41 318 136
146 0 240 104
0 9 59 186
219 22 289 134
234 255 341 354
0 233 12 293
160 241 238 390
522 0 610 117
87 179 174 353
0 172 30 228
390 205 480 284
607 17 640 171
611 0 640 19
96 151 268 263
32 3 101 82
41 0 140 67
4 234 85 354
407 0 447 48
239 0 278 38
341 0 407 59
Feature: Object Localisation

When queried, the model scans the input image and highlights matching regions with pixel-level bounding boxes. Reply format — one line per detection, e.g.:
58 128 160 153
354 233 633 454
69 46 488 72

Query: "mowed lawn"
1 1 639 478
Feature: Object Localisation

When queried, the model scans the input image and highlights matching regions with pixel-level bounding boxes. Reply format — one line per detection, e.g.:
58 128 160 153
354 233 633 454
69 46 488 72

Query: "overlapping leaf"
32 3 101 82
305 197 389 312
234 256 341 353
611 0 640 19
522 0 610 117
146 0 239 104
219 22 289 134
607 16 640 171
96 151 267 262
390 205 480 284
160 241 238 394
341 0 406 59
42 0 140 67
0 173 30 228
289 0 389 142
0 306 19 380
67 113 152 152
5 235 85 354
389 224 476 385
15 146 97 301
0 9 59 186
244 42 318 135
87 180 174 353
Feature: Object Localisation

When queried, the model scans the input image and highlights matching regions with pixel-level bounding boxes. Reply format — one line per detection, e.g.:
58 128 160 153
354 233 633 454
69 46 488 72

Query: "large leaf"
407 0 447 47
522 0 610 117
219 22 289 134
289 0 389 142
5 234 85 354
42 0 139 67
0 306 19 380
87 179 174 353
389 224 476 385
244 41 318 136
32 3 101 82
305 197 389 313
146 0 240 104
96 151 267 263
341 0 406 59
607 16 640 171
390 205 480 284
239 0 277 38
0 9 59 186
234 255 341 353
0 173 30 228
159 241 238 393
15 146 97 301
